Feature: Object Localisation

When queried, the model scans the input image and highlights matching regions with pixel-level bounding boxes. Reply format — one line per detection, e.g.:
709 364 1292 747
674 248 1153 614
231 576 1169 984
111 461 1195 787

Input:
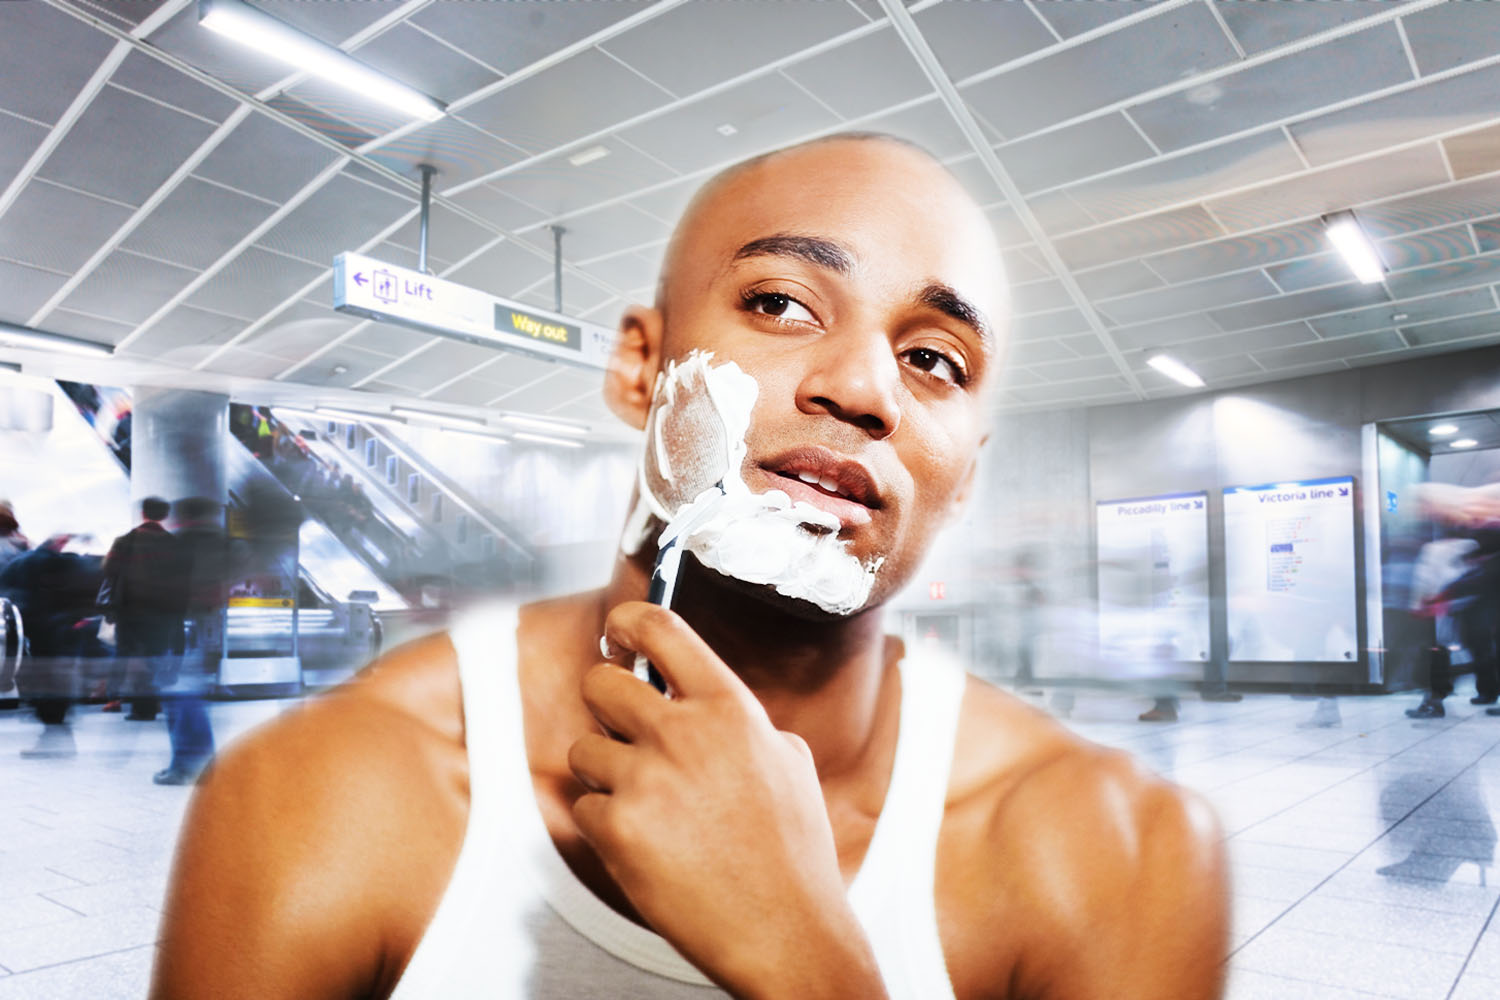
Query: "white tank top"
390 604 965 1000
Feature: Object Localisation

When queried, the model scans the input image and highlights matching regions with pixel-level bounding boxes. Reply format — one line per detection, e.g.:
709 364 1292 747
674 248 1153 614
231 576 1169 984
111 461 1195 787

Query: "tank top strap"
847 646 967 1000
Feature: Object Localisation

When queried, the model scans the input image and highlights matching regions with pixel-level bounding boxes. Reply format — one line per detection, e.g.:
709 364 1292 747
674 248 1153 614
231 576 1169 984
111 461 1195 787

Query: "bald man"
152 134 1229 1000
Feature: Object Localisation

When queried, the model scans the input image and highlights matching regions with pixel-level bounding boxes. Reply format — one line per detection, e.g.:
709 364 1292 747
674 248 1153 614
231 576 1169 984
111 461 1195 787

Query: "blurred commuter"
100 497 181 721
1406 537 1479 718
154 497 227 785
1 535 104 757
0 499 29 570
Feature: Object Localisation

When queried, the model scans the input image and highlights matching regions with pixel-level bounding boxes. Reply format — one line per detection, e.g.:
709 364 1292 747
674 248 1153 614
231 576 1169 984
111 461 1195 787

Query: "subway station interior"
3 0 1500 997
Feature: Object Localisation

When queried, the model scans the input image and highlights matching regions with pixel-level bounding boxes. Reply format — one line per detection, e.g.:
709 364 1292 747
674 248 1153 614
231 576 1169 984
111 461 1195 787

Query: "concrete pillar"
129 387 227 511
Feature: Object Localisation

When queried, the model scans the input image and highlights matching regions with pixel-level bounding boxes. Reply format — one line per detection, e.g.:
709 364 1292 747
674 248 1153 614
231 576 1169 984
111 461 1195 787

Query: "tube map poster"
1224 476 1357 663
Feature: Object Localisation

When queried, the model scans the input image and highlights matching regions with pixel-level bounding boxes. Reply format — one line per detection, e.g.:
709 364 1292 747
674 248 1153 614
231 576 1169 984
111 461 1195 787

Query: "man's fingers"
603 602 746 703
568 731 630 794
580 661 666 740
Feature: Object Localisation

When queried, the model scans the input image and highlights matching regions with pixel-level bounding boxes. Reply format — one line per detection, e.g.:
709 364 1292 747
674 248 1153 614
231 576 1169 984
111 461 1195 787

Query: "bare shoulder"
940 680 1229 1000
153 631 470 1000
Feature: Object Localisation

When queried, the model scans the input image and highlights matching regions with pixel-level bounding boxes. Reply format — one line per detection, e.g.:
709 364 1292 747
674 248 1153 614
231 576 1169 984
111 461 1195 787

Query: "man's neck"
599 549 894 782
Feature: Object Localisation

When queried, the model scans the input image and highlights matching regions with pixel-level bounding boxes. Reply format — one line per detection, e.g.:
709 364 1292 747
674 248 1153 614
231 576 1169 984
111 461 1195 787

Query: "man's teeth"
795 471 846 498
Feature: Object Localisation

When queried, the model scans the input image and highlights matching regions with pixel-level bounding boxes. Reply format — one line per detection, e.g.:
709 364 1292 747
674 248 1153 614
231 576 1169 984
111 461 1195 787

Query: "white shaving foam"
621 349 883 616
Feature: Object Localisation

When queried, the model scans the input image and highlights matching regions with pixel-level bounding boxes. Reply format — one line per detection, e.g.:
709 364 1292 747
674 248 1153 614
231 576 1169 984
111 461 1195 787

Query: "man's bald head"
654 132 1007 328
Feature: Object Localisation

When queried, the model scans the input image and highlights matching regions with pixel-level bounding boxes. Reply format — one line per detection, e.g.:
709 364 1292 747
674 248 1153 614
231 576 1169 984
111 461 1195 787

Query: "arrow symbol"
353 272 367 287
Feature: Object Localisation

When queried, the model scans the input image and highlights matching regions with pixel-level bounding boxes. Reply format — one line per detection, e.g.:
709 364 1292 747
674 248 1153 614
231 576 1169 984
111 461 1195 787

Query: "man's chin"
680 554 881 624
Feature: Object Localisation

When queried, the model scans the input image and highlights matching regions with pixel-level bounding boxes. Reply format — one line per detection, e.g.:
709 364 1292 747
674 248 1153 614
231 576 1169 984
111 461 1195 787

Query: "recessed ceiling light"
1391 313 1408 322
1451 438 1479 449
1146 352 1205 388
715 123 738 137
568 145 611 167
1324 211 1385 284
199 0 444 121
1429 424 1459 437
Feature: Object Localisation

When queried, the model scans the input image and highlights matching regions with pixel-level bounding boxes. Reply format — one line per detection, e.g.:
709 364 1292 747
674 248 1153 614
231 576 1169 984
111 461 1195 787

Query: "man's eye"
903 347 967 387
749 292 815 323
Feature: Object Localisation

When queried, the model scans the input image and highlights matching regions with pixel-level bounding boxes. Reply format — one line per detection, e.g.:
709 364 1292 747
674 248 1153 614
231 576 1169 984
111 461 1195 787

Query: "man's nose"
795 328 902 440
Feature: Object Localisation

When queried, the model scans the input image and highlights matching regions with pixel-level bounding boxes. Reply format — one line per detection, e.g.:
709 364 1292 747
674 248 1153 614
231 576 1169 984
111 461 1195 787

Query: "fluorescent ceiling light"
1324 212 1385 284
440 425 510 442
316 405 406 427
1451 438 1479 449
199 0 445 122
512 431 584 449
392 406 489 429
1429 424 1459 437
500 413 589 436
0 320 113 357
568 145 611 167
1146 352 1205 389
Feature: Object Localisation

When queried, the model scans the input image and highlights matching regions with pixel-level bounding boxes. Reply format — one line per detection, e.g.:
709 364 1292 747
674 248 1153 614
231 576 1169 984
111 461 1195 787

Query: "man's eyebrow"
731 233 854 275
918 282 994 353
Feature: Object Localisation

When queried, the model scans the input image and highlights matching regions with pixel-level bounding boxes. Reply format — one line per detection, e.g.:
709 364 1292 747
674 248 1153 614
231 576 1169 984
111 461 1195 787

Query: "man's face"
651 140 1008 609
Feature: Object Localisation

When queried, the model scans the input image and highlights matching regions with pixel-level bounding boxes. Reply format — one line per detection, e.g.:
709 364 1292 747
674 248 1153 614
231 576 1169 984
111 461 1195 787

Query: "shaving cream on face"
621 349 883 617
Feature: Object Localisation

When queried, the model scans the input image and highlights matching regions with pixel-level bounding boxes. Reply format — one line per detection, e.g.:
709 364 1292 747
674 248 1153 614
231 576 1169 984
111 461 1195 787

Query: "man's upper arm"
1049 777 1230 1000
149 701 406 1000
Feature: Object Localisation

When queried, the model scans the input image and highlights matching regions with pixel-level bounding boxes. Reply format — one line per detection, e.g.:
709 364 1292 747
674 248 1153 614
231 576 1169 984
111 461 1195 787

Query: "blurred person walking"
0 499 29 571
100 497 181 722
154 497 228 785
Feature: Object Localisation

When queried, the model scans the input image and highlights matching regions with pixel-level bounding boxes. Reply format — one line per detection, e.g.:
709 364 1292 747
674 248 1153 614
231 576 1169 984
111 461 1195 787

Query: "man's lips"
754 446 883 528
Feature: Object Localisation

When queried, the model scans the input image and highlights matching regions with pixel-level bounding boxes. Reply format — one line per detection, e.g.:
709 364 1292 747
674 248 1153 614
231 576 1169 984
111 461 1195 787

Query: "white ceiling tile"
1010 309 1092 341
617 74 841 175
1288 63 1500 168
1474 220 1500 254
444 240 553 301
385 204 500 269
1209 283 1390 331
1132 25 1412 153
384 340 503 393
0 0 117 124
1205 145 1450 233
187 246 327 319
211 347 294 380
0 179 133 275
258 173 413 266
912 0 1057 80
782 28 933 120
1006 339 1077 366
58 249 196 325
1380 225 1480 272
194 113 342 204
1253 330 1404 369
122 177 276 271
494 137 676 218
368 118 530 189
996 113 1154 194
1145 219 1327 283
600 0 866 97
121 304 248 364
1010 280 1074 316
1002 247 1053 285
1402 312 1500 347
1108 312 1231 352
1383 253 1500 300
1401 0 1500 75
42 307 136 344
1265 254 1350 293
240 301 356 361
458 48 673 154
0 259 69 326
1029 355 1122 382
855 99 972 161
582 252 660 297
1053 204 1223 270
1028 191 1095 235
352 22 501 106
1010 374 1132 405
1030 0 1165 39
38 86 215 207
1075 260 1163 300
344 322 430 359
1171 322 1316 363
1309 286 1495 338
110 49 240 123
283 345 397 388
1356 173 1500 239
1213 0 1395 56
447 182 549 233
520 203 669 265
1096 270 1280 326
57 0 171 31
1444 122 1500 181
962 1 1238 139
412 0 651 75
0 112 47 196
1059 333 1109 358
1063 130 1304 225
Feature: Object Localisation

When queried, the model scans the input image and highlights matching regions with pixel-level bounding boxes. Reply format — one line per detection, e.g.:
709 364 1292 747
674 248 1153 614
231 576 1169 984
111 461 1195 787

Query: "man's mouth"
755 446 882 528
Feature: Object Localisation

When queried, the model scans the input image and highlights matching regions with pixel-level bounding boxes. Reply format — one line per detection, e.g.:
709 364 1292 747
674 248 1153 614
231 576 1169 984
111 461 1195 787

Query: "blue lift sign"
332 251 612 370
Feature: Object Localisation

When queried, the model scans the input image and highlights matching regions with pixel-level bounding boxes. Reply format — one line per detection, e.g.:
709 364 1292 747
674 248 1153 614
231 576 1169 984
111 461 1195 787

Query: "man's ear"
605 305 664 430
945 434 987 522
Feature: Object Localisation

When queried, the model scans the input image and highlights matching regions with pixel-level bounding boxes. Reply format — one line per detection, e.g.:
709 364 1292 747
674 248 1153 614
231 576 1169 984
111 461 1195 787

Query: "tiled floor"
4 687 1500 998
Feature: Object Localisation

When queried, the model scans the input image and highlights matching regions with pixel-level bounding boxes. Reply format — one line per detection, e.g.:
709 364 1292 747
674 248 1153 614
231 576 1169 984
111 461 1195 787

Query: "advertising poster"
1224 476 1358 662
1096 491 1210 674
